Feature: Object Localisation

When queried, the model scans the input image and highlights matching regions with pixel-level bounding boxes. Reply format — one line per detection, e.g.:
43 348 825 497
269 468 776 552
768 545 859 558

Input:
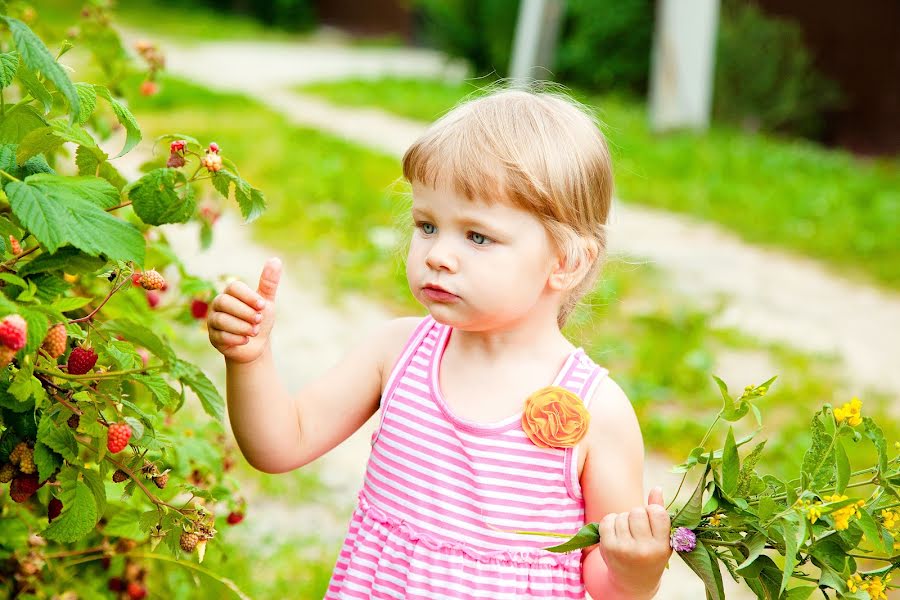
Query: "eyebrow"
411 208 495 231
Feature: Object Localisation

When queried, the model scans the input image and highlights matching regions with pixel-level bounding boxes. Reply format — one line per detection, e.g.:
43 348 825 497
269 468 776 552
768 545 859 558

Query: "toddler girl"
208 87 672 599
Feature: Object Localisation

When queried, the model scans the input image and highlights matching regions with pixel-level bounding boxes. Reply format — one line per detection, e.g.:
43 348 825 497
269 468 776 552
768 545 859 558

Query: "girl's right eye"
420 222 436 234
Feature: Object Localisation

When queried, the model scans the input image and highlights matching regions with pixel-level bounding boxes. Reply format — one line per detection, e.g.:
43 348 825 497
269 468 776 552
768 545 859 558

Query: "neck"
449 309 572 363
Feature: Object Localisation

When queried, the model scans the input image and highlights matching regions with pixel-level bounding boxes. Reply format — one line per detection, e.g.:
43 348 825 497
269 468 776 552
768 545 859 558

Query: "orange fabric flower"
521 386 590 449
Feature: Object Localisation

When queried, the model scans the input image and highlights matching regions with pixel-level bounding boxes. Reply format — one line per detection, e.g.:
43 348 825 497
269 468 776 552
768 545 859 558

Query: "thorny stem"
105 200 132 212
0 244 39 271
35 364 165 381
67 272 132 323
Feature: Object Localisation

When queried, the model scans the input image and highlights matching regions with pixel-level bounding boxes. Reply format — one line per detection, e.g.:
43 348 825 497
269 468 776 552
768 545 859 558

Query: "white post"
649 0 720 131
509 0 565 86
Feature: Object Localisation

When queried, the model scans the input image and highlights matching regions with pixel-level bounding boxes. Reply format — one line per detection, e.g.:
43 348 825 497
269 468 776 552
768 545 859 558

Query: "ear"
548 238 598 292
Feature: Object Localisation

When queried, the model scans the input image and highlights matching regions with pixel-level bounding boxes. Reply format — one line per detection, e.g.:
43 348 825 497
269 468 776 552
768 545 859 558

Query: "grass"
295 77 900 291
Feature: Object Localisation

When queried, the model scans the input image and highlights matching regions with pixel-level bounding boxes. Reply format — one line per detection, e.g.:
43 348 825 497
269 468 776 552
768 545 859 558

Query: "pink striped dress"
325 316 609 599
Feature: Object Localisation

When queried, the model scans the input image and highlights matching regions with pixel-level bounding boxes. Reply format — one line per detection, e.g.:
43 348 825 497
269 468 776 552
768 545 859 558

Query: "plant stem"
35 364 165 380
0 169 21 182
67 273 132 323
125 552 252 600
105 200 132 212
666 413 721 511
44 545 106 559
0 244 40 271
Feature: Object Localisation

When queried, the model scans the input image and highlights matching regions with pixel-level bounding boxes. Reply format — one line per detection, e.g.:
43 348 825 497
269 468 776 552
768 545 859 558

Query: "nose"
424 237 458 273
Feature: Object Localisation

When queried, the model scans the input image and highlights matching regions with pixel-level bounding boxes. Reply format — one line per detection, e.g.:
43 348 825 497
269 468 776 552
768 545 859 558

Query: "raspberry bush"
0 6 262 598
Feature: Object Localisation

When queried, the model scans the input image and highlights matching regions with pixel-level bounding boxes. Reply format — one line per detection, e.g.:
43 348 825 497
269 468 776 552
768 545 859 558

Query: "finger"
210 311 259 337
599 513 617 547
211 330 249 347
648 486 665 507
212 293 262 325
647 504 672 542
628 507 652 541
225 280 267 311
257 257 282 302
614 512 631 540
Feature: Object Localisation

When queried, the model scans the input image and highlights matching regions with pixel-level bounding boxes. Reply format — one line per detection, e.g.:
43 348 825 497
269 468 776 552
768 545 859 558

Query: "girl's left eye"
468 232 490 245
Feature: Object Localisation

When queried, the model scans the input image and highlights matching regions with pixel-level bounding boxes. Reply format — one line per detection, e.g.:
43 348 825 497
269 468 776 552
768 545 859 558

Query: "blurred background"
21 0 900 597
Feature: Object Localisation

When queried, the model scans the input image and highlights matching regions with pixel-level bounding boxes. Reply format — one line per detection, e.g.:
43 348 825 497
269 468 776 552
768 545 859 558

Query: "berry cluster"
107 422 132 454
42 323 67 359
8 234 21 255
0 314 27 368
133 39 164 98
67 346 98 375
138 269 166 291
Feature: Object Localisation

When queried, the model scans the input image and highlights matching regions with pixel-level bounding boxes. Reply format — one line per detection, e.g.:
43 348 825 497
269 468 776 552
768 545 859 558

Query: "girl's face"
406 183 561 331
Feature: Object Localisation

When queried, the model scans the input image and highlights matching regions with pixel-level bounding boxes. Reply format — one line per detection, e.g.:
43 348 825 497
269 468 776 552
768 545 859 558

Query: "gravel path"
102 30 900 598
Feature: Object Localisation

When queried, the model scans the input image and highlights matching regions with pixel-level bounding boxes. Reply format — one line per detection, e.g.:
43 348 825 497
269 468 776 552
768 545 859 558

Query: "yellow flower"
708 514 722 527
833 396 863 427
881 509 899 531
822 495 864 531
863 574 891 600
847 573 864 593
804 503 822 524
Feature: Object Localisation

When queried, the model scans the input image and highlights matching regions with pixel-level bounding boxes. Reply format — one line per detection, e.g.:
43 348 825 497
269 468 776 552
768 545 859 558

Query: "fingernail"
255 313 263 323
257 299 266 309
252 325 259 335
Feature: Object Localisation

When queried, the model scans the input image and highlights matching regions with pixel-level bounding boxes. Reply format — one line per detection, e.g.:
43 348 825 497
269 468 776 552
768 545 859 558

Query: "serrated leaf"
0 383 32 411
543 522 599 552
74 83 96 125
37 411 78 462
2 16 80 123
176 359 224 421
0 103 46 144
101 320 175 363
15 61 53 114
51 296 92 312
123 416 144 441
16 125 63 163
48 119 103 157
722 427 739 496
103 507 143 538
735 440 766 497
126 168 195 225
41 480 97 542
863 417 888 475
0 143 16 172
800 413 835 490
0 51 19 88
33 440 62 480
678 541 725 600
19 306 49 356
18 246 106 277
673 465 709 529
81 468 106 515
139 509 159 534
74 145 126 190
7 174 144 262
94 86 140 158
21 153 53 176
9 360 45 404
134 373 176 408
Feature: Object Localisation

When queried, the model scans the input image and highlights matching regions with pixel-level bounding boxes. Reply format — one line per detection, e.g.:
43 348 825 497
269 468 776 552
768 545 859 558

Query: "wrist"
607 571 659 600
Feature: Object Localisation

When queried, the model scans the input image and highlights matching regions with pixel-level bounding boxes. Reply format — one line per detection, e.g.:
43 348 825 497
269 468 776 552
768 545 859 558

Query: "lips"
421 283 460 303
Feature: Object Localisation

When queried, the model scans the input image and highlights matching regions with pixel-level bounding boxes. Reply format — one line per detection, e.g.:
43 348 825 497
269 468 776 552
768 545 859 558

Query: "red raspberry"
139 80 158 96
48 497 63 522
108 577 125 592
201 152 223 172
112 469 129 483
208 142 219 154
131 272 142 286
0 314 27 351
226 511 244 525
42 323 67 358
67 346 98 375
146 291 161 308
107 422 131 453
170 139 186 153
126 581 147 600
190 299 209 320
67 413 80 429
10 474 41 503
139 269 165 291
0 345 16 369
9 235 21 255
166 152 186 168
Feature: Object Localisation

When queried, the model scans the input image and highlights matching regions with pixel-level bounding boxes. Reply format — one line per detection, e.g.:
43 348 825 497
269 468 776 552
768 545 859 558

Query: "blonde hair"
401 84 614 327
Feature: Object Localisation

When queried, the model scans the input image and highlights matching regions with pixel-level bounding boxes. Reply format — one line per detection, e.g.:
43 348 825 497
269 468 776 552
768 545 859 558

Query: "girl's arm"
580 377 672 599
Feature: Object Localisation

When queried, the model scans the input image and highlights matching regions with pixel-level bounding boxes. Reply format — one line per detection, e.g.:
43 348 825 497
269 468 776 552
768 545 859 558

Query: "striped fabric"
325 316 608 599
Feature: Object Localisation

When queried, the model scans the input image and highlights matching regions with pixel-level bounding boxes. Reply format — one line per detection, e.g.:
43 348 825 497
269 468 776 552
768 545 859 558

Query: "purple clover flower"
670 527 697 553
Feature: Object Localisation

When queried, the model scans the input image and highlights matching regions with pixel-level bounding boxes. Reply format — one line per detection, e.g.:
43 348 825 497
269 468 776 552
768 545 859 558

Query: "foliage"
539 380 900 599
0 6 265 597
714 0 843 139
143 0 317 33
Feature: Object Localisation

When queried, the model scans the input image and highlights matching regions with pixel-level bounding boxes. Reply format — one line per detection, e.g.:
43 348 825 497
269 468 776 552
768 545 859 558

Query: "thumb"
647 486 664 506
257 257 282 302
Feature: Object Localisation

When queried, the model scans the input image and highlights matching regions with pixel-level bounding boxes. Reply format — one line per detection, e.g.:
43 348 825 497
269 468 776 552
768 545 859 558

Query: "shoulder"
585 375 639 435
373 316 431 388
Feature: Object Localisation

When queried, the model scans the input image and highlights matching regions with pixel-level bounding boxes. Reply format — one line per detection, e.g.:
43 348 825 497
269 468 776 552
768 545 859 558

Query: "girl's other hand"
598 486 673 599
207 257 282 364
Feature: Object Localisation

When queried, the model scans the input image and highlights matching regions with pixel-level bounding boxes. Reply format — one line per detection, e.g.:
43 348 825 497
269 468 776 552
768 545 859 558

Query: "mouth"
421 283 460 303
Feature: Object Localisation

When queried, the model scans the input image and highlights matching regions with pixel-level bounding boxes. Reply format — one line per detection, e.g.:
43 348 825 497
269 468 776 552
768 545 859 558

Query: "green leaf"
779 515 807 594
757 494 777 523
0 383 32 412
721 427 739 496
133 373 176 408
734 533 766 573
81 468 106 516
94 86 140 158
800 412 835 490
176 359 224 421
0 51 19 88
18 246 106 276
544 522 599 552
834 439 850 495
7 174 144 262
863 417 888 475
673 465 709 529
126 167 196 225
74 83 97 125
212 169 266 223
0 103 47 144
32 441 62 480
41 480 97 542
101 320 175 363
48 119 102 156
75 145 127 190
103 507 144 538
15 125 64 163
37 411 78 463
19 306 49 356
2 17 80 123
15 61 53 114
736 440 766 496
782 586 816 600
856 507 889 554
678 541 725 600
0 143 16 172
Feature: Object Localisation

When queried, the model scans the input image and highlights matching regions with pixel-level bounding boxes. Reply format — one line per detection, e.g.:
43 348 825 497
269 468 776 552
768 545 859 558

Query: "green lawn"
297 77 900 291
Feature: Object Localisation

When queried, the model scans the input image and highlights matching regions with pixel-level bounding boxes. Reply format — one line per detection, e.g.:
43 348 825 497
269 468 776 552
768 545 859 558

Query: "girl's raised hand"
598 486 673 598
207 257 282 364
